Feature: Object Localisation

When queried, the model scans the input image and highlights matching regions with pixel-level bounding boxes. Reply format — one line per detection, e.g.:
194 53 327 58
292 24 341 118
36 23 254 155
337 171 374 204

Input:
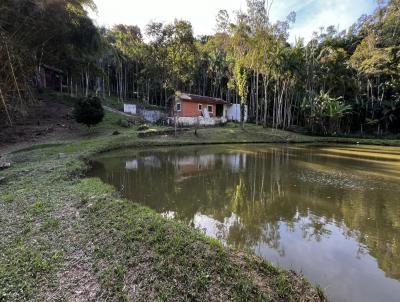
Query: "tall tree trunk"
0 87 12 126
240 97 245 130
85 69 89 97
256 71 259 126
5 41 23 107
102 76 105 98
124 66 127 100
263 76 269 128
108 66 111 97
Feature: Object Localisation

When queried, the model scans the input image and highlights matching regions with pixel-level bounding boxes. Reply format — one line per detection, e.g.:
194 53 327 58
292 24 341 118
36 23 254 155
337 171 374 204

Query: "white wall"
143 110 166 123
172 116 227 126
226 104 247 122
123 104 137 114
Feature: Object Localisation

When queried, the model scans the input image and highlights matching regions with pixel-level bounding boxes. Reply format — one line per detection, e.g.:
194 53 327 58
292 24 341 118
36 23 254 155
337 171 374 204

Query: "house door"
216 104 224 117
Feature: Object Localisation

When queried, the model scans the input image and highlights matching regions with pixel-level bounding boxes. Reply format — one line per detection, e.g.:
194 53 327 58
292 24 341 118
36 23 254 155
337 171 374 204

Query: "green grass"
40 218 60 231
3 93 400 300
101 95 124 111
6 104 400 301
0 121 331 301
99 94 165 112
277 274 294 300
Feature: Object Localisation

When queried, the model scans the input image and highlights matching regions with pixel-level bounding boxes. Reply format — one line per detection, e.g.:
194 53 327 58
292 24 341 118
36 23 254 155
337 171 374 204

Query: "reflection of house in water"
171 153 248 182
143 156 161 168
125 159 138 170
173 154 217 182
125 156 161 171
221 153 247 172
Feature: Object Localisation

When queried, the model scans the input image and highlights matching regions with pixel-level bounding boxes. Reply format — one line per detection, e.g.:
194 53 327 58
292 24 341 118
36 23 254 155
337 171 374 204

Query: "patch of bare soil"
0 97 86 155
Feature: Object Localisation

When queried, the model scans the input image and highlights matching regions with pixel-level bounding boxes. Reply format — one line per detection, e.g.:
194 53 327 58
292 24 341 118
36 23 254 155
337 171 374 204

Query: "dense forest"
1 0 400 135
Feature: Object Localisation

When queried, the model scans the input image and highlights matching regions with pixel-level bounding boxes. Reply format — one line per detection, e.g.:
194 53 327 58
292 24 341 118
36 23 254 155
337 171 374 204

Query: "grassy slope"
2 109 400 301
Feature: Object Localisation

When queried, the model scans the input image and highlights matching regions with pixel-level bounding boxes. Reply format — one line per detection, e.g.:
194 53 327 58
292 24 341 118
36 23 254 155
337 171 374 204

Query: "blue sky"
90 0 378 42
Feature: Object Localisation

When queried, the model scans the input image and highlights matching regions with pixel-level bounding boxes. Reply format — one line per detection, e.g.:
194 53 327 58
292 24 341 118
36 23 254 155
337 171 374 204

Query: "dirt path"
103 105 132 117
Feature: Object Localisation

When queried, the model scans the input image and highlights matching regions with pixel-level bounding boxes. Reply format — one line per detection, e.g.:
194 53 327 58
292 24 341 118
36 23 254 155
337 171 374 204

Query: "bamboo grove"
1 0 399 135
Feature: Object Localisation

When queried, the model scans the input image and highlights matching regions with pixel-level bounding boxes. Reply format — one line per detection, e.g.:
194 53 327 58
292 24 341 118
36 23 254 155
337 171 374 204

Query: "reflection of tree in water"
338 189 400 279
300 215 332 242
261 224 285 257
91 145 400 280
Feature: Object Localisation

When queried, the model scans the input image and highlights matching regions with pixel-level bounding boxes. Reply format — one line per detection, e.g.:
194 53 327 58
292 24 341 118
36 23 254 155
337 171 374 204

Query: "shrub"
117 118 130 128
73 96 104 128
138 124 150 131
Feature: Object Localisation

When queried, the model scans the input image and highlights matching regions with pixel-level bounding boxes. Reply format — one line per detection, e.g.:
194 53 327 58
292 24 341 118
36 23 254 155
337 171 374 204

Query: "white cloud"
89 0 376 42
285 0 376 42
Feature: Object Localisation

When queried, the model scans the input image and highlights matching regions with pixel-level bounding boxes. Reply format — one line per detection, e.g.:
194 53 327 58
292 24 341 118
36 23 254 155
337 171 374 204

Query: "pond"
89 144 400 302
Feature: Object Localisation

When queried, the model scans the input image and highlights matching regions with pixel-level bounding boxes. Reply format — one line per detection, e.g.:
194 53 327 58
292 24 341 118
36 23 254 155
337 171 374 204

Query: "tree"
2 0 399 137
164 20 197 92
0 0 100 122
73 95 104 128
215 10 231 33
236 65 248 129
313 91 352 135
229 11 251 129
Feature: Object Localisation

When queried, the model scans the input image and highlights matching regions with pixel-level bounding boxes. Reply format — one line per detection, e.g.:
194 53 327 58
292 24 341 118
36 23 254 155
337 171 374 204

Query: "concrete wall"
143 109 166 123
172 116 227 127
122 103 167 123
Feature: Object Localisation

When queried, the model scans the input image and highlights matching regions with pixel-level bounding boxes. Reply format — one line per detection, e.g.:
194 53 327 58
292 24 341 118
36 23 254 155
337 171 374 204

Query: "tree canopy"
1 0 399 135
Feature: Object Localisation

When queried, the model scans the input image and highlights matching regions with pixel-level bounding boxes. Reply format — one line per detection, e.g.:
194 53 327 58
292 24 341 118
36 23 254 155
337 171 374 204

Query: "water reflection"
89 144 400 302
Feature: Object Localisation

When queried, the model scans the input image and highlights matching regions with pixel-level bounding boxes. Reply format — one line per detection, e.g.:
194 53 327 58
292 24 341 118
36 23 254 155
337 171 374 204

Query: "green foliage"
164 21 197 90
40 218 60 231
137 124 150 131
73 96 105 128
314 91 352 119
313 91 352 135
2 0 400 136
101 96 124 111
0 0 100 121
236 66 248 129
31 199 46 215
117 118 130 128
236 66 249 103
316 285 326 301
277 274 294 300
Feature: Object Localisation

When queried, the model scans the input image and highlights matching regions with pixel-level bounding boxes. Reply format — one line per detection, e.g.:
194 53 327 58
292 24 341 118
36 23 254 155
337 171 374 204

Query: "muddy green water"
89 144 400 302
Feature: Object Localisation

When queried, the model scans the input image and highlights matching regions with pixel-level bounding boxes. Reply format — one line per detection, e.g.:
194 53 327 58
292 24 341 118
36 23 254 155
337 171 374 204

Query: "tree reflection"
90 145 400 280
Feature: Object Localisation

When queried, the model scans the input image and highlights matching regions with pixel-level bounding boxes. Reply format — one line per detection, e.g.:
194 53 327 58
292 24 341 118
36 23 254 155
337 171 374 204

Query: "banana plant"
313 91 352 135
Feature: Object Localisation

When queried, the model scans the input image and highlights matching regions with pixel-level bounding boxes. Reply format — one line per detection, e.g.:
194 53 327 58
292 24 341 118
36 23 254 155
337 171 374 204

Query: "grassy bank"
2 109 400 301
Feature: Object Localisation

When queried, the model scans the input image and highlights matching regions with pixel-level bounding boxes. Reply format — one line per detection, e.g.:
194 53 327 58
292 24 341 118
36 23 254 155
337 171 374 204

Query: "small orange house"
175 93 228 118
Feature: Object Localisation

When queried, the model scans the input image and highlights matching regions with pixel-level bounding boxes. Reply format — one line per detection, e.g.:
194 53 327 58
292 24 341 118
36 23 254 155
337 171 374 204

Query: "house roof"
179 93 228 105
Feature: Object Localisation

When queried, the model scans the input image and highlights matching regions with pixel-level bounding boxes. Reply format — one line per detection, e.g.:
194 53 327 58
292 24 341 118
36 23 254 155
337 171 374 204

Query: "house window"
176 102 181 112
207 105 213 113
198 104 202 111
